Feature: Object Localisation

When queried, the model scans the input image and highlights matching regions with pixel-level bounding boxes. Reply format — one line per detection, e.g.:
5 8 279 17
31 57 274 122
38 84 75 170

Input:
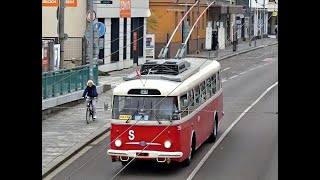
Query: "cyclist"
82 80 98 119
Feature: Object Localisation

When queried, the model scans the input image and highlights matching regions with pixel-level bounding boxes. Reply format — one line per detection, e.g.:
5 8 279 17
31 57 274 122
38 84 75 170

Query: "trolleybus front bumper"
107 149 183 162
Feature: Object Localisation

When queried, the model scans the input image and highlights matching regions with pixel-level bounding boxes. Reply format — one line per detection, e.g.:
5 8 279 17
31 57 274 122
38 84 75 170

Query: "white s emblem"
128 130 135 140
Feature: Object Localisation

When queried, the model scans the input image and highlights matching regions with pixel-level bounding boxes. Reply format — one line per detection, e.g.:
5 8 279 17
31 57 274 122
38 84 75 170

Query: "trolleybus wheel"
208 118 218 143
182 134 195 167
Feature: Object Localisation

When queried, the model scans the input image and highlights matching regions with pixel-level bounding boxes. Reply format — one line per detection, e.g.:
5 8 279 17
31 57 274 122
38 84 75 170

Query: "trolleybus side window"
194 85 200 105
212 74 217 94
217 71 221 91
200 81 206 103
188 89 195 113
206 78 212 99
180 94 188 117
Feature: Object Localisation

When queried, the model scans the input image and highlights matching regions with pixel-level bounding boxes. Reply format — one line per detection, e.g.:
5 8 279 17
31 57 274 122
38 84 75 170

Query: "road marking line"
248 67 256 71
239 71 247 75
222 79 227 83
257 52 274 59
221 67 230 72
228 75 238 79
187 81 278 180
262 57 275 62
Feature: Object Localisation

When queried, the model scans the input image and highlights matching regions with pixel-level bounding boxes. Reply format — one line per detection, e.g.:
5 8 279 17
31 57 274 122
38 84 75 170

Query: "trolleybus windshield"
112 96 179 121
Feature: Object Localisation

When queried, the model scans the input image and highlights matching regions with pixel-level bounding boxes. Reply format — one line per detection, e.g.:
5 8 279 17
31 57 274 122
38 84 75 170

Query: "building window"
111 18 120 62
138 17 144 57
202 16 205 29
192 12 195 26
123 18 127 60
130 17 144 58
175 12 178 27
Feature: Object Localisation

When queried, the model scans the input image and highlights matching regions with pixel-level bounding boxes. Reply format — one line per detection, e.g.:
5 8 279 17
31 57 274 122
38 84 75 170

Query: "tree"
147 9 159 31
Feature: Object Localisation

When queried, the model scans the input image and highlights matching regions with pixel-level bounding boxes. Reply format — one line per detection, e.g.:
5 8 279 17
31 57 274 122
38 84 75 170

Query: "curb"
42 123 111 179
42 41 278 178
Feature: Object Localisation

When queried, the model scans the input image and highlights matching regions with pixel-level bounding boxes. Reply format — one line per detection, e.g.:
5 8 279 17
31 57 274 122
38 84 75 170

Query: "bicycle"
85 97 97 124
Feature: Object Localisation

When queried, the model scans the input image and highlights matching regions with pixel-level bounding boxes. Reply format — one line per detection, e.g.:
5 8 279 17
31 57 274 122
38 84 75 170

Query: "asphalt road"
50 45 278 180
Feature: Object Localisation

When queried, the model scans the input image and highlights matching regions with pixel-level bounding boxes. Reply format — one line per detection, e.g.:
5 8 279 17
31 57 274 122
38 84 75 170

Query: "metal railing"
42 64 99 99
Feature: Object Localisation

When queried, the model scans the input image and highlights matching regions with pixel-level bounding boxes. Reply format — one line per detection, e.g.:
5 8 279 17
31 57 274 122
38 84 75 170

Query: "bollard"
233 41 237 51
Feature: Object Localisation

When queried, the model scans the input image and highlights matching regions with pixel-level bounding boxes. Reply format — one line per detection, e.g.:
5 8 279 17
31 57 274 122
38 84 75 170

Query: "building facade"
207 0 244 49
42 0 86 69
95 0 151 72
148 0 208 58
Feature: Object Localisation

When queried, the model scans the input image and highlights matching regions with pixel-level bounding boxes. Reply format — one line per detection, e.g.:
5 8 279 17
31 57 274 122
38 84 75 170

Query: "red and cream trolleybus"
106 58 224 167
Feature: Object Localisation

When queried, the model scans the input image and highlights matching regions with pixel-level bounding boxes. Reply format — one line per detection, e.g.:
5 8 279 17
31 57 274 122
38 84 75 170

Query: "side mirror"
104 102 108 111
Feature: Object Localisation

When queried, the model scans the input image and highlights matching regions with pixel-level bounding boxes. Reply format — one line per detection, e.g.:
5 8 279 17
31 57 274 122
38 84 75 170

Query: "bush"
98 70 109 76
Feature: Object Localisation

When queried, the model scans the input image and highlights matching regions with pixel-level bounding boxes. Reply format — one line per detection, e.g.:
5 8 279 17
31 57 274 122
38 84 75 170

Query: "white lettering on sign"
141 90 148 95
42 0 57 3
128 130 135 140
121 1 130 10
66 0 75 3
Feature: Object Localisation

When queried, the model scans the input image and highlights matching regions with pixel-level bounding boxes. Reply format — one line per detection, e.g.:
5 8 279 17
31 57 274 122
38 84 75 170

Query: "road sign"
93 22 106 38
86 10 96 22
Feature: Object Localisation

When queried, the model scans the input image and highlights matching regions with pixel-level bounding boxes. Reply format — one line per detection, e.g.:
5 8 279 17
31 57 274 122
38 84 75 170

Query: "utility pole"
197 0 200 52
59 0 65 69
89 0 94 80
249 0 252 46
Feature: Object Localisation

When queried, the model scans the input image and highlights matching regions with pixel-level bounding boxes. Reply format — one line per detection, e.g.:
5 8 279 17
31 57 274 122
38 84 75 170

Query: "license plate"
119 115 132 120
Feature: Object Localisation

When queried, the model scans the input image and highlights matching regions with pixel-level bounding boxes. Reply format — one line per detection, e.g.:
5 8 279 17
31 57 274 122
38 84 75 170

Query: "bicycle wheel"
91 108 95 121
86 107 91 124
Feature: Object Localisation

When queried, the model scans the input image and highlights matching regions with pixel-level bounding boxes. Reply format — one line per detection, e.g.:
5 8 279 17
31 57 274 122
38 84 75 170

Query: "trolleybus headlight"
115 140 122 147
164 141 171 148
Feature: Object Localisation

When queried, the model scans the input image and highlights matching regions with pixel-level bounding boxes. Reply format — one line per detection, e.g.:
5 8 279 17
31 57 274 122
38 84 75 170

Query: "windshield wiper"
126 100 139 123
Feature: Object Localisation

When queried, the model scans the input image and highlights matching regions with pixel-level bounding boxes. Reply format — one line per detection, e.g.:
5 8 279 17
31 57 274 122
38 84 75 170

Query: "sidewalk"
42 37 277 178
187 37 277 59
